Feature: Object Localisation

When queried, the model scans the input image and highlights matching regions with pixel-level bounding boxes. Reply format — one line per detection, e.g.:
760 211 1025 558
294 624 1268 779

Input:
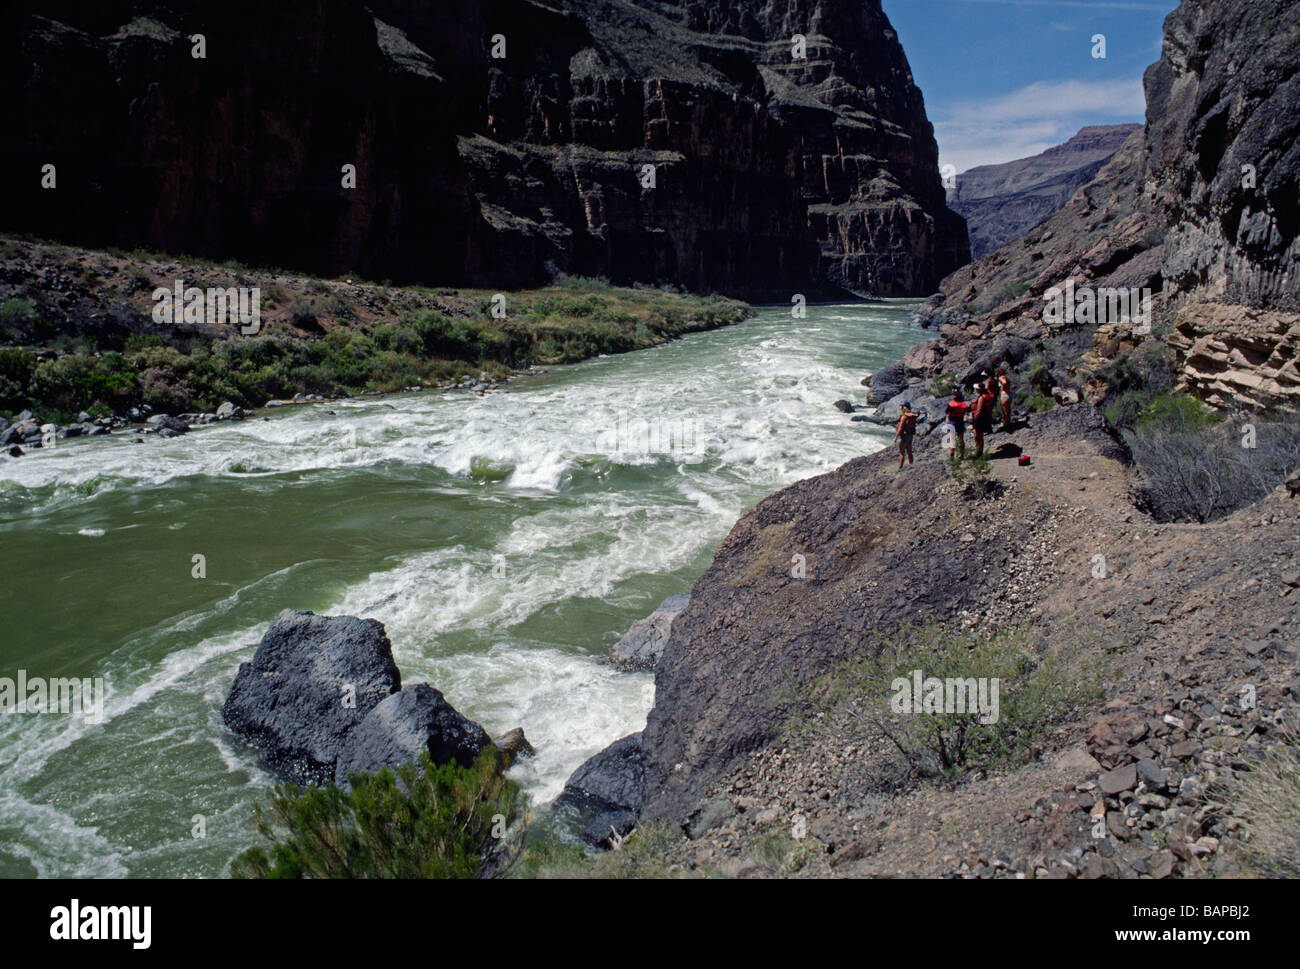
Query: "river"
0 300 921 877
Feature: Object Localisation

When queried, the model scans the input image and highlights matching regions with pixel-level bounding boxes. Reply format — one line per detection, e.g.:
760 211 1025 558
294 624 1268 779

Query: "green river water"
0 300 921 877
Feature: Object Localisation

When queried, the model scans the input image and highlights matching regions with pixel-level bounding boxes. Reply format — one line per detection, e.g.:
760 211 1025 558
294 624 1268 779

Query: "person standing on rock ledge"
996 367 1013 432
945 389 969 459
970 382 996 457
894 403 918 469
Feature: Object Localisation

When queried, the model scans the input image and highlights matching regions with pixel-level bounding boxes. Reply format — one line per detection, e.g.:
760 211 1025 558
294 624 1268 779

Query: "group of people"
892 366 1012 469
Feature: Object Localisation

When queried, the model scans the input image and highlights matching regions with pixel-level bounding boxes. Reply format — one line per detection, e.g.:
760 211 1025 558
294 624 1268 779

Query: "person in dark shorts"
894 403 918 469
945 389 968 458
971 381 996 457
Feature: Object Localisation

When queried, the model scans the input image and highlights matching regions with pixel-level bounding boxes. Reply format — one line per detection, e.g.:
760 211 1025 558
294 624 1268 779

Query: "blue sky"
882 0 1179 172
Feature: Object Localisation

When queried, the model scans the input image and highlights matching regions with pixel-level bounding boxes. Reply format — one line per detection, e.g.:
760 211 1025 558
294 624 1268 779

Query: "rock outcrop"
914 0 1299 412
1144 0 1300 312
554 732 647 846
637 408 1132 824
609 594 689 672
0 0 968 300
915 128 1160 384
223 609 492 785
1166 303 1300 411
949 125 1140 261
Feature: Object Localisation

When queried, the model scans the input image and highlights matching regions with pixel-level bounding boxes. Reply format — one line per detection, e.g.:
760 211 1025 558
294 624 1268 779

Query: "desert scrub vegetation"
948 451 1001 500
511 820 686 879
0 236 748 418
231 749 521 879
1123 399 1300 523
1208 729 1300 878
785 622 1105 782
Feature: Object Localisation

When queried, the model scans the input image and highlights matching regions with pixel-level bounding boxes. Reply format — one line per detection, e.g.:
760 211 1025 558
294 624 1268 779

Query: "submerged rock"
495 727 536 768
609 594 689 672
555 732 646 847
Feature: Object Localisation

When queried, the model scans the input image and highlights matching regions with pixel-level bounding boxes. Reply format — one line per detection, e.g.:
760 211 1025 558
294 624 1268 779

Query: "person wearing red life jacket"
944 389 969 459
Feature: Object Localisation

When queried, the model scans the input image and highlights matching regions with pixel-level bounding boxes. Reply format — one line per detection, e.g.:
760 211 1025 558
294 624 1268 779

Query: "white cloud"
936 78 1145 172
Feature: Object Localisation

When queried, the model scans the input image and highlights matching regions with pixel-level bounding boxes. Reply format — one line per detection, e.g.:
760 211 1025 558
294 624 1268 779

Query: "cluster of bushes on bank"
1090 339 1300 523
232 749 521 879
0 285 746 424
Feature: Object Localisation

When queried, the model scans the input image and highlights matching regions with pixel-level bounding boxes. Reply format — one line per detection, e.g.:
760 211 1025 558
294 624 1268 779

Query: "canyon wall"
0 0 969 300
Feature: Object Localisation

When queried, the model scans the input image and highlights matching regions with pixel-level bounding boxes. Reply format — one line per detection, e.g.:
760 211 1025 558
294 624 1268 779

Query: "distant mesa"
949 125 1141 260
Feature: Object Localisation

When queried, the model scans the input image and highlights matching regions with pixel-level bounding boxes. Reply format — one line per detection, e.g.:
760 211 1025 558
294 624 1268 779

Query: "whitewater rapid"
0 301 920 876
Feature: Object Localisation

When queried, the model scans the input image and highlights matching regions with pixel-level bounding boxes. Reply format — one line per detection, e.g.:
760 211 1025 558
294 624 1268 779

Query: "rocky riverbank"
0 236 749 453
540 0 1300 879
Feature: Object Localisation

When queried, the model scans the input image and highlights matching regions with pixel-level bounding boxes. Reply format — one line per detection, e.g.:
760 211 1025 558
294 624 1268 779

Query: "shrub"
28 352 135 418
232 749 521 879
1208 729 1300 877
0 297 56 341
929 372 956 398
0 348 37 412
1096 342 1177 430
513 820 682 879
1125 407 1300 523
1026 392 1055 413
789 622 1103 779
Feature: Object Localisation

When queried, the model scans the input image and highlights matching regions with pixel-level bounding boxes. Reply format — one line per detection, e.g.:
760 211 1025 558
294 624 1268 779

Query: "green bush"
0 297 57 342
789 622 1103 778
27 352 135 419
232 749 521 879
0 348 37 413
1026 392 1055 413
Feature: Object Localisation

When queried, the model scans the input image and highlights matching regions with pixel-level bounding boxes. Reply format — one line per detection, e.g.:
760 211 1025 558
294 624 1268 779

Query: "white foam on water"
0 302 918 876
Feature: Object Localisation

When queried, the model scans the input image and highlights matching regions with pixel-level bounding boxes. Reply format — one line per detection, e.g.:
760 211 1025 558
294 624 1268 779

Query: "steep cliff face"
950 125 1140 261
0 0 968 299
1144 0 1300 311
632 0 1300 829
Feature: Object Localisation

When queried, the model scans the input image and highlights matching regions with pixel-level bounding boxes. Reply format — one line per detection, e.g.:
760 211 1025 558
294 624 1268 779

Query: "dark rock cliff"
1144 0 1300 311
1 0 968 299
949 125 1140 261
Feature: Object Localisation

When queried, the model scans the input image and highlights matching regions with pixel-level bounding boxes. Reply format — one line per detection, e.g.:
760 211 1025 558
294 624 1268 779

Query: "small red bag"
1018 455 1031 466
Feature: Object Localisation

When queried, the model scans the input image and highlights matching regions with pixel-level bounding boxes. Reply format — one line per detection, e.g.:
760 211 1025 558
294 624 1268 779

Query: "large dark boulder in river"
334 683 492 784
223 610 403 785
555 732 646 847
